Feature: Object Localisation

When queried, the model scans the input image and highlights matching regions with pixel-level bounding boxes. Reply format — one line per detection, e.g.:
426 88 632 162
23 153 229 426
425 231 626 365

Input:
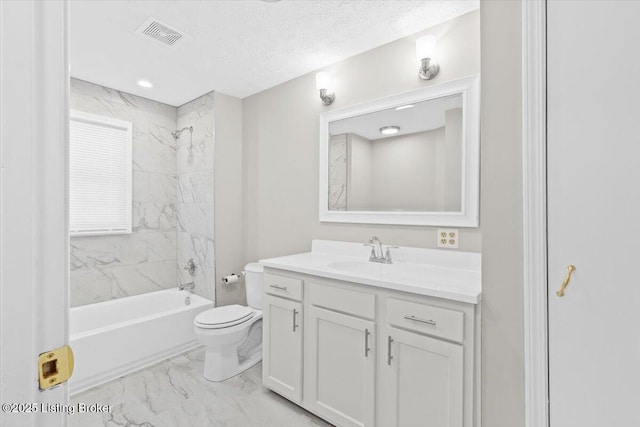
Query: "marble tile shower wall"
70 79 178 307
69 80 216 307
176 93 215 301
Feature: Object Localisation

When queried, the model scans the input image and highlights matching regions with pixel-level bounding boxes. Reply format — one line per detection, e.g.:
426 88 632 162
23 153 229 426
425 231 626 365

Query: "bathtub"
69 289 214 395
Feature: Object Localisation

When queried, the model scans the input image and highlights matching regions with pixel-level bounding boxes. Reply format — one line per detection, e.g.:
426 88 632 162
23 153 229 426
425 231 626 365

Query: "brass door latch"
38 345 74 390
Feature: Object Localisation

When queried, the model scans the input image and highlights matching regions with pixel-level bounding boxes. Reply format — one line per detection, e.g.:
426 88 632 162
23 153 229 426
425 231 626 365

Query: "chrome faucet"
366 236 384 261
179 281 195 292
364 236 398 264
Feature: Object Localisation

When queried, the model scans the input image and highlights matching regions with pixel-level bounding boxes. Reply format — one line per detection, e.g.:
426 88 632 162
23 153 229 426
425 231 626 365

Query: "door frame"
0 1 70 426
0 2 550 426
522 1 549 427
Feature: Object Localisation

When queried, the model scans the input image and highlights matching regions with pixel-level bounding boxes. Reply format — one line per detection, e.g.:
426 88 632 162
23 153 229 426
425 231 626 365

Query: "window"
69 110 132 236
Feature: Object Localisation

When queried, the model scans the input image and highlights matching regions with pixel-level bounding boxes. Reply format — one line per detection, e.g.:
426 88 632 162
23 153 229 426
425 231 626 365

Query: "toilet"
194 262 263 382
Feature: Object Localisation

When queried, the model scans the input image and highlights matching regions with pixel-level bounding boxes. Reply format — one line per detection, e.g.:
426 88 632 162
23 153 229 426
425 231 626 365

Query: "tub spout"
179 282 195 292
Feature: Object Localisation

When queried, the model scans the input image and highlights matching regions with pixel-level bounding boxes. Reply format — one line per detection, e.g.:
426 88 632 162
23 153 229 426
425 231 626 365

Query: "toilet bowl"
194 263 264 382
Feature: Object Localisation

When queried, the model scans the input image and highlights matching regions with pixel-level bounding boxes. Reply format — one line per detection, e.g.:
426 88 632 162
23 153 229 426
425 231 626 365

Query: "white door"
262 295 303 403
0 1 70 426
386 328 463 427
307 306 376 427
547 2 640 426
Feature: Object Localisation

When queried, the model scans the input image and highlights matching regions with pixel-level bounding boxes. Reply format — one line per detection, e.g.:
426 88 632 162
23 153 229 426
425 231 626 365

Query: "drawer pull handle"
364 329 371 358
404 315 437 327
387 336 394 366
292 309 299 332
270 284 288 291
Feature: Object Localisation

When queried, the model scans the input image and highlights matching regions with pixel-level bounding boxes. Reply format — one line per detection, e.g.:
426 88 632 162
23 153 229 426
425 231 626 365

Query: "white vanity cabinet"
307 306 376 427
385 327 464 427
262 268 480 427
262 274 303 403
307 281 378 427
384 297 465 427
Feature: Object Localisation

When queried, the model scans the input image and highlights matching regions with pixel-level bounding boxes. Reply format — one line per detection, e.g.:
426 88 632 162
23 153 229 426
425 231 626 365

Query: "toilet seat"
195 305 255 329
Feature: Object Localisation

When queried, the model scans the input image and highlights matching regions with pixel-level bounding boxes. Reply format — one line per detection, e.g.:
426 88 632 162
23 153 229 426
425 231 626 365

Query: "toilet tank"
244 262 263 310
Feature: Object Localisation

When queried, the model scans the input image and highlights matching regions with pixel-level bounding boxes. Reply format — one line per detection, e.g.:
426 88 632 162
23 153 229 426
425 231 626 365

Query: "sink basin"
327 259 479 288
327 260 427 279
327 260 386 275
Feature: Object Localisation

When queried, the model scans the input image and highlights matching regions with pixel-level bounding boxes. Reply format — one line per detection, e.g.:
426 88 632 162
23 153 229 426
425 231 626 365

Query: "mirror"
329 94 463 212
319 75 480 227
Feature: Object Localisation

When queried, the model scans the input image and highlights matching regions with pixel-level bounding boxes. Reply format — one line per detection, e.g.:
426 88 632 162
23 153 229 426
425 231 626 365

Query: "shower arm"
171 126 193 140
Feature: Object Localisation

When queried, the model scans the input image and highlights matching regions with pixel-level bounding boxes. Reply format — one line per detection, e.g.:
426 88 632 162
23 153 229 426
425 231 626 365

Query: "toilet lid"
195 305 255 329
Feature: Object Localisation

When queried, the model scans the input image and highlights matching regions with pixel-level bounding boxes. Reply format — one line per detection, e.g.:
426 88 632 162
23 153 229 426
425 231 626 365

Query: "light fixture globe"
315 72 331 90
315 72 335 106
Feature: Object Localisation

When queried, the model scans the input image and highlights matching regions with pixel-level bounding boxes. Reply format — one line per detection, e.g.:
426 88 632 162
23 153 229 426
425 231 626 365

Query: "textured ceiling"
70 1 478 106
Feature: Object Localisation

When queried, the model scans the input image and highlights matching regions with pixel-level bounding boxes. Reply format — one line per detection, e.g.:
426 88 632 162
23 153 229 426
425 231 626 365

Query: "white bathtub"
69 289 214 395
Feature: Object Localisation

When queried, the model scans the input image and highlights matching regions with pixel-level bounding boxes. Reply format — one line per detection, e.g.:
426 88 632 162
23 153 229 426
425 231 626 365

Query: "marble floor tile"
70 349 334 427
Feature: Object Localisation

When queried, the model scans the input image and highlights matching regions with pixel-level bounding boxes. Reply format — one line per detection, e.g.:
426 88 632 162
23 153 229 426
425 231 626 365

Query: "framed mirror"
319 75 480 227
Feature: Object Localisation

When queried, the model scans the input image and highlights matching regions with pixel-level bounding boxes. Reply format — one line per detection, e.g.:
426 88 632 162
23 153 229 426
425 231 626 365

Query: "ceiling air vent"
135 17 188 47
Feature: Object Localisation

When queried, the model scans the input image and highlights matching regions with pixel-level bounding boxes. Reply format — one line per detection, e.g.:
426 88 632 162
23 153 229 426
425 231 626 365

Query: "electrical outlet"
437 228 459 249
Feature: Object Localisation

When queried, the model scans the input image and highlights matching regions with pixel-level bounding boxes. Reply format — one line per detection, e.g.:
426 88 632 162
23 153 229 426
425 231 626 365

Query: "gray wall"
213 92 246 306
441 108 463 210
69 78 178 307
242 10 481 263
480 1 525 426
370 128 458 211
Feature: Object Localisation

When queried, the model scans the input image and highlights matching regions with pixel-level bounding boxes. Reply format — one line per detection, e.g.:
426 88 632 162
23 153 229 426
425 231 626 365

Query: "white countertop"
260 240 481 304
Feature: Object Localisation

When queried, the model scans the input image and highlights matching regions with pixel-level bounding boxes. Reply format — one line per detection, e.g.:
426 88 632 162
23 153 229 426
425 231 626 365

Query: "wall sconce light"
416 35 439 80
315 72 335 106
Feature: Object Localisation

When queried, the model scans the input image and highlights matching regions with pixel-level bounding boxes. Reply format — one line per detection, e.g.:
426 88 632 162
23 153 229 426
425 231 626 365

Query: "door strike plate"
38 345 74 390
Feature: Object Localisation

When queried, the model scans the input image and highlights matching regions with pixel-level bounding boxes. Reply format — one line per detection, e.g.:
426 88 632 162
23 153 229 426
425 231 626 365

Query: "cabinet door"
262 295 303 403
308 306 376 427
387 327 463 427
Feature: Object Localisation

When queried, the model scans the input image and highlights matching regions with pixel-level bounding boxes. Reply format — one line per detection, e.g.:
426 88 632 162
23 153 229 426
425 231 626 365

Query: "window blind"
69 111 132 236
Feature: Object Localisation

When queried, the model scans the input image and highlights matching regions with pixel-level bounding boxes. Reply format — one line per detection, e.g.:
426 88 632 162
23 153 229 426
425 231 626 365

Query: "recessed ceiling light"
395 104 414 111
380 126 400 135
137 79 153 88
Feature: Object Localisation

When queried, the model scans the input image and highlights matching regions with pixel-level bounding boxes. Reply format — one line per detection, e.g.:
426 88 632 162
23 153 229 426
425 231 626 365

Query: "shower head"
171 126 193 140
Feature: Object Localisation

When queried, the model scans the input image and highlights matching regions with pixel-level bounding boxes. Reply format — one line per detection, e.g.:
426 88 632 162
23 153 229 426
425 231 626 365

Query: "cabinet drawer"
309 281 375 320
387 298 464 343
264 273 303 301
